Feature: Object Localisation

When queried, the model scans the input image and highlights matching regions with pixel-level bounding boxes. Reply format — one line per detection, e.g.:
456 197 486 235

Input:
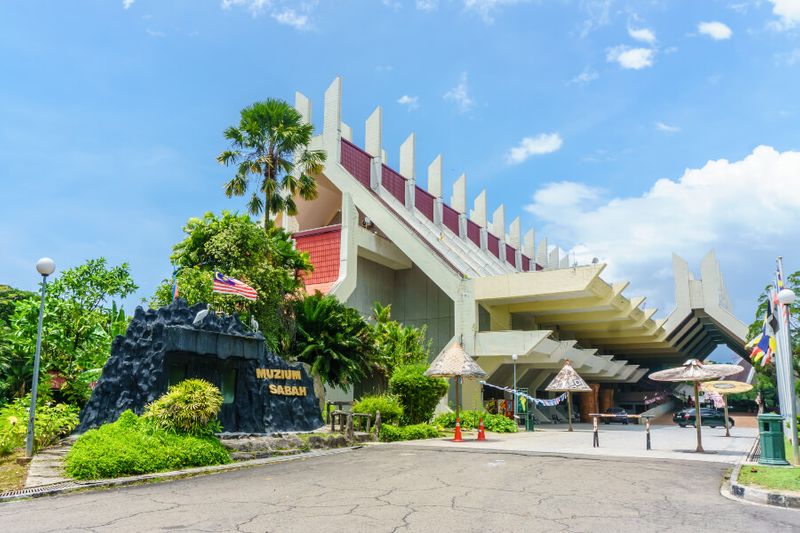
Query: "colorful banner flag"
213 272 258 301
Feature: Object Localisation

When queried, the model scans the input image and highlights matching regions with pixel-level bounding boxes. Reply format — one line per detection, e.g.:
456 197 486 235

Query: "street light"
511 354 518 422
26 257 55 457
778 288 796 305
777 286 798 465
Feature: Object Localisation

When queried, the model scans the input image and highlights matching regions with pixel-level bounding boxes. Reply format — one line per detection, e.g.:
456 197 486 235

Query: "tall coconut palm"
217 99 326 230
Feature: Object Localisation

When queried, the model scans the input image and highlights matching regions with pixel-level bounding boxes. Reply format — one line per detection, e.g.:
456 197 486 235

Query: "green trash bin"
525 412 535 432
758 413 789 466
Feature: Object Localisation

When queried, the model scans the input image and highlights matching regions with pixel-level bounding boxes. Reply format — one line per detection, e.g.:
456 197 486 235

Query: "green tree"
151 211 311 351
1 259 137 406
217 98 326 230
290 293 375 390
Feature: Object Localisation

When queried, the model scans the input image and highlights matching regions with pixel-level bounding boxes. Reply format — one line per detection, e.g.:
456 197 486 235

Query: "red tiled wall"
442 205 460 235
294 226 342 286
415 187 435 221
381 165 406 203
487 234 500 257
341 140 371 187
505 244 516 266
467 220 481 247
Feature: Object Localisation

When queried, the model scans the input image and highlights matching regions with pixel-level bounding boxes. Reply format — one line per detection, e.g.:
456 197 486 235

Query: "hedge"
379 423 440 442
434 411 517 433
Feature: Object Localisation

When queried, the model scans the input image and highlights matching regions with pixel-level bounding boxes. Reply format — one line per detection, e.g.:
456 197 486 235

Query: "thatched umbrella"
701 380 753 437
545 360 592 432
424 343 486 420
649 359 743 452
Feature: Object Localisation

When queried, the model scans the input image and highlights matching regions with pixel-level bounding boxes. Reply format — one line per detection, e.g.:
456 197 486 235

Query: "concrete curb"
0 446 361 503
725 462 800 510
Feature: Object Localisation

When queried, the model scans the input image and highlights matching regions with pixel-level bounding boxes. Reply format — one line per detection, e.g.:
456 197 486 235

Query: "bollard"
346 413 354 442
645 417 651 451
592 416 599 448
374 410 382 440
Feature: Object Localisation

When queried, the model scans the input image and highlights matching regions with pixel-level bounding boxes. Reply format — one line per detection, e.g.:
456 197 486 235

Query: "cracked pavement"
0 445 797 532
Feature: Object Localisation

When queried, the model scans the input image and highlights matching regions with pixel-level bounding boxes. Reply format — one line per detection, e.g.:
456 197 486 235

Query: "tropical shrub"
352 394 403 425
389 364 448 425
143 379 223 437
434 411 518 433
379 423 440 442
65 411 230 480
0 396 80 454
291 292 376 390
370 303 431 377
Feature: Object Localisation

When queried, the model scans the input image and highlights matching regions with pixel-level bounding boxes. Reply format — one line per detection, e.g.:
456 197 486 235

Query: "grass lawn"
738 464 800 493
0 450 28 493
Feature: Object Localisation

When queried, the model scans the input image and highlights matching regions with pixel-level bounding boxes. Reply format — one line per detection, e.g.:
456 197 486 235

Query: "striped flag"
212 272 258 301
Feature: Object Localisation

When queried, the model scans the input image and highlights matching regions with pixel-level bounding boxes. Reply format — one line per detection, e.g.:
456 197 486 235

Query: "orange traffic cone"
477 418 486 441
453 418 463 442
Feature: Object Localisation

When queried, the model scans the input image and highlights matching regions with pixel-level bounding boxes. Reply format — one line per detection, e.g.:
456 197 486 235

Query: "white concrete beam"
471 190 487 227
294 91 311 125
523 229 535 258
451 174 466 213
365 106 382 158
322 77 342 162
340 122 352 141
509 217 521 248
400 134 415 180
491 204 505 239
427 155 442 198
536 238 548 268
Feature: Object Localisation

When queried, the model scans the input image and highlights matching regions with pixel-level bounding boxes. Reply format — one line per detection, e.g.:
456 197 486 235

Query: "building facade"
279 78 752 419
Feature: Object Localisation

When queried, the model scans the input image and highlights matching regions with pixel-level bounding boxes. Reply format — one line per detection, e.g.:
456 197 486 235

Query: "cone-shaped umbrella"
425 343 486 420
701 381 753 437
649 359 743 452
545 360 592 431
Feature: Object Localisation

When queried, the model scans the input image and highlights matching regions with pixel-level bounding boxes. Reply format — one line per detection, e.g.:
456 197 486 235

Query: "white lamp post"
511 354 518 422
777 287 798 465
26 257 55 458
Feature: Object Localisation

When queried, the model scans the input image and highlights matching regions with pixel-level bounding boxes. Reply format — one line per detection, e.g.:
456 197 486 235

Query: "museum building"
277 78 753 422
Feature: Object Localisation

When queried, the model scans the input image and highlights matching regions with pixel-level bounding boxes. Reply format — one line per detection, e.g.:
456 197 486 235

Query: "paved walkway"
0 445 796 532
24 441 71 488
405 423 758 464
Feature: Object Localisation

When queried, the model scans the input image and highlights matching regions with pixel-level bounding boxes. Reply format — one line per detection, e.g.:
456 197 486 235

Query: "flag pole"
776 257 799 464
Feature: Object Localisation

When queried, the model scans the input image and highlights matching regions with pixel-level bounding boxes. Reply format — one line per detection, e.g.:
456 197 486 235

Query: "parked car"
672 407 735 428
603 407 629 425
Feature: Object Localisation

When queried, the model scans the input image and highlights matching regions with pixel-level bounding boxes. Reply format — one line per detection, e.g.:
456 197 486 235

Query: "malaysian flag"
212 272 258 301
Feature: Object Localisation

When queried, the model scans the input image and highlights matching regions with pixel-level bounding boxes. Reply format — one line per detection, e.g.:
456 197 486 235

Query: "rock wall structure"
77 300 322 434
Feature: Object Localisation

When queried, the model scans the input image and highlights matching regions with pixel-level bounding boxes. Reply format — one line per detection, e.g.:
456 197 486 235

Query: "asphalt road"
0 446 797 532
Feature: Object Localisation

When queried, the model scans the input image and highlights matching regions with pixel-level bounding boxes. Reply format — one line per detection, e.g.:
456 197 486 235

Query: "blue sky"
2 0 800 329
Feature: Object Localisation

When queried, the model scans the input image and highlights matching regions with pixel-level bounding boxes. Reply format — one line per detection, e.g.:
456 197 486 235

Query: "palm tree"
217 99 327 230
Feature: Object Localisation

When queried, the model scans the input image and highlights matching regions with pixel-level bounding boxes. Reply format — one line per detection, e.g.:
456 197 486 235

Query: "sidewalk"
399 423 758 464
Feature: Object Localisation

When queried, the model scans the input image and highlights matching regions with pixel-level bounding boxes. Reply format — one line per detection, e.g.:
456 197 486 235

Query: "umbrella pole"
567 392 573 432
693 381 703 453
456 377 460 421
724 395 730 438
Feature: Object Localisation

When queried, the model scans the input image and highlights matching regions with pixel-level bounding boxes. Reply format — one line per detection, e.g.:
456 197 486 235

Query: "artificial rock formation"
77 299 322 434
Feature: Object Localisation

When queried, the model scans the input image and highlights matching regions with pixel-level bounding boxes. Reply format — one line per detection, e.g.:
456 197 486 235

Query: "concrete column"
537 239 548 269
294 91 311 125
365 106 382 190
471 190 487 227
341 122 352 142
322 77 342 163
492 204 506 260
400 133 416 210
451 174 467 238
508 217 521 249
549 247 560 270
523 229 535 258
427 155 442 198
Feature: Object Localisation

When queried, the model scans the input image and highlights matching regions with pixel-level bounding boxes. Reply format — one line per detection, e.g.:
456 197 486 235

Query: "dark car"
672 407 735 428
603 407 629 425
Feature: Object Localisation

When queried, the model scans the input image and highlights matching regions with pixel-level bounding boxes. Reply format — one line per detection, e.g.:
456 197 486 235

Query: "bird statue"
250 316 260 332
192 308 210 327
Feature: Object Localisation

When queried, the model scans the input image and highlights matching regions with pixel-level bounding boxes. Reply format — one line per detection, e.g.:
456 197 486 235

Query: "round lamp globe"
36 257 56 276
778 288 796 305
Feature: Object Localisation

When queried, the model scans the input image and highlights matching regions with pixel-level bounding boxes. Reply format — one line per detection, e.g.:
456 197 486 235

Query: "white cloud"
628 26 656 44
463 0 525 24
506 133 563 164
397 95 420 111
698 21 733 40
221 0 271 16
145 29 165 38
579 0 614 38
655 122 680 133
770 0 800 28
416 0 439 10
607 46 654 70
568 67 599 85
444 72 475 112
272 8 309 30
524 146 800 313
122 0 135 9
